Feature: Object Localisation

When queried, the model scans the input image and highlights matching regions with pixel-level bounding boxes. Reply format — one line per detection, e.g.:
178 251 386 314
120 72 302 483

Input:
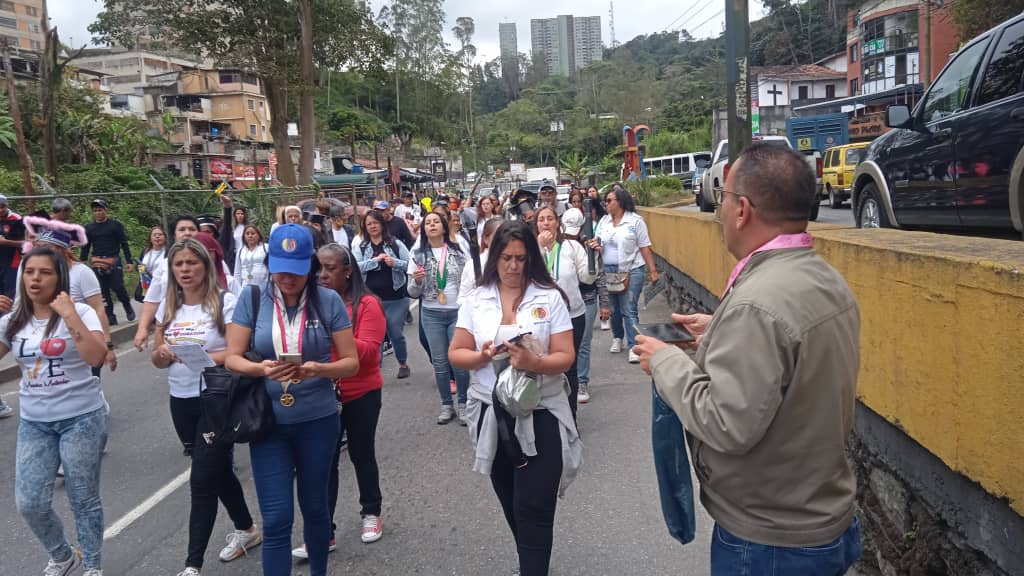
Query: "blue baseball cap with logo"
268 223 314 276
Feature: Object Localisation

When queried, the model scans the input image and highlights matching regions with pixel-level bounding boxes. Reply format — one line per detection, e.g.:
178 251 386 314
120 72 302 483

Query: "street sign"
797 137 813 150
510 163 526 178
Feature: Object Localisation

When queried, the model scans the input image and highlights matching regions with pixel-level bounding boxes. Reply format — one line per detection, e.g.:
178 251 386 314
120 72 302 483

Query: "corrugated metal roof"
752 64 847 80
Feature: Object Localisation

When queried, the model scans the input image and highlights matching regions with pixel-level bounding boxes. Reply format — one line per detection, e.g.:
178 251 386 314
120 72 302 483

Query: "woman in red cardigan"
294 243 387 560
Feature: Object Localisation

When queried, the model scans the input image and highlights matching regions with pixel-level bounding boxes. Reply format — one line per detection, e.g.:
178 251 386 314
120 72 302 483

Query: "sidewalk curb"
657 197 696 209
0 321 140 385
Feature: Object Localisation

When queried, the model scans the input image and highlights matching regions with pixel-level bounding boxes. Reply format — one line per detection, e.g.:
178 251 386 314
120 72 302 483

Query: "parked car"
702 136 820 220
852 12 1024 235
822 143 869 208
692 161 709 206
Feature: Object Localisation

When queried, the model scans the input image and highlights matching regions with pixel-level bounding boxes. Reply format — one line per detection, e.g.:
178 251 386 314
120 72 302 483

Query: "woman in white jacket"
533 206 597 418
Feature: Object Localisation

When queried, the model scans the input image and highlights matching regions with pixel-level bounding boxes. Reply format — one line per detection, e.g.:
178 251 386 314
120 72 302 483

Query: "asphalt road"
678 200 856 225
0 296 713 576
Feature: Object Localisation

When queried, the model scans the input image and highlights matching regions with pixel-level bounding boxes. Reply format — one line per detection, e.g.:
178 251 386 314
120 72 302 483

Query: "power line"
662 0 714 33
687 8 726 38
671 0 718 34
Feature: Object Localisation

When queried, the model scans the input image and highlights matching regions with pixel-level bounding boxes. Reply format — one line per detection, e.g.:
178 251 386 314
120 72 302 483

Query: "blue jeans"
578 300 598 386
249 414 340 576
380 297 409 365
16 408 108 570
607 265 645 348
711 517 862 576
420 306 470 405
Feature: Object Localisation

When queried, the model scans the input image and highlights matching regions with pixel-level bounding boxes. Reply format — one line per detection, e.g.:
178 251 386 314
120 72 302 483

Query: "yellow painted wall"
639 207 1024 515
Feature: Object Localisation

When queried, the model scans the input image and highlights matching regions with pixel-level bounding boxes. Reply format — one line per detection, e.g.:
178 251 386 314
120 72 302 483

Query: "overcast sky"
50 0 767 63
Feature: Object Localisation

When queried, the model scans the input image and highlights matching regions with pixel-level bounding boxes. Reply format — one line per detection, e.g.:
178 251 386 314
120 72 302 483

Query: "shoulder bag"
199 286 275 447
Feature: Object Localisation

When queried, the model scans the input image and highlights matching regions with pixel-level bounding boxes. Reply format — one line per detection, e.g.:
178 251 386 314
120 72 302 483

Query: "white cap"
561 207 584 236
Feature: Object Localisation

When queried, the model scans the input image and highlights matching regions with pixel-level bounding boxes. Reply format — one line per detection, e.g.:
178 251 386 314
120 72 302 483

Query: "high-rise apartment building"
499 22 520 95
0 0 44 52
530 14 603 77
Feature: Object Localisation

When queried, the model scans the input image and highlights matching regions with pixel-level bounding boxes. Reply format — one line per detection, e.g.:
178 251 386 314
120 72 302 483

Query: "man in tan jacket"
633 143 862 575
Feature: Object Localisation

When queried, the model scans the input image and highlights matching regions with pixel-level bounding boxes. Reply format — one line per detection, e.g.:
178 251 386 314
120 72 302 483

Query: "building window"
0 16 16 28
220 71 240 85
849 44 858 63
850 78 858 95
249 124 257 136
258 101 264 111
25 5 37 16
798 85 809 100
261 125 267 136
247 99 254 111
30 40 40 51
826 84 836 99
0 1 13 12
30 23 40 33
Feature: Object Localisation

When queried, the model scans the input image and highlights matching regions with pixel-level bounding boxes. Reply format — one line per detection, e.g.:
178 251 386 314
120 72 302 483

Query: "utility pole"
922 0 932 87
725 0 752 164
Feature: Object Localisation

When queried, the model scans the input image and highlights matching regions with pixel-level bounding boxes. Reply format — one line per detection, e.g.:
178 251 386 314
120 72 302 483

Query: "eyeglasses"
723 189 757 208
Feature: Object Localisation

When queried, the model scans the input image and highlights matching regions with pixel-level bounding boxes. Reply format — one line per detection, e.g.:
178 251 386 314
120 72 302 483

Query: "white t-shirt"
331 226 350 248
456 283 573 393
234 243 269 288
156 292 237 399
233 224 245 252
407 245 463 310
0 303 104 422
595 212 652 271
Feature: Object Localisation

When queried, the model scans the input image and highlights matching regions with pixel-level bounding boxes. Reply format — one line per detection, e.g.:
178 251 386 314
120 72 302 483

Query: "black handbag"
199 286 275 447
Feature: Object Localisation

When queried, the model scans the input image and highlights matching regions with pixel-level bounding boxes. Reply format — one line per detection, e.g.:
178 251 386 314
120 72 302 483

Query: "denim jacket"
355 239 410 292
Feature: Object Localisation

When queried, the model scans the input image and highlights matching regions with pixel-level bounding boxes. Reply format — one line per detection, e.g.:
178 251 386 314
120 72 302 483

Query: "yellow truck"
822 142 870 209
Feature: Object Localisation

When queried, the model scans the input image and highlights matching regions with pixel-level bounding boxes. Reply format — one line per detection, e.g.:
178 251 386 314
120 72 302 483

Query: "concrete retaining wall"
639 207 1024 575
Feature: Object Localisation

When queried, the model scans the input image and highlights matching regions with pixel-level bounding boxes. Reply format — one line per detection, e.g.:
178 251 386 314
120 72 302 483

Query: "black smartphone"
495 332 532 351
636 323 695 343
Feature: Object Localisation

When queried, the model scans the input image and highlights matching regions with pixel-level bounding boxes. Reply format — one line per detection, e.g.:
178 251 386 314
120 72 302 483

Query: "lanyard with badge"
544 242 561 279
724 233 814 295
433 245 449 304
272 287 306 407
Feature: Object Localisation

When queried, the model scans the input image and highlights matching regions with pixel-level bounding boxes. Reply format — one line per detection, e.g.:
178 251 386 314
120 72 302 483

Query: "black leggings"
328 388 383 529
169 396 255 568
565 313 586 419
482 405 563 576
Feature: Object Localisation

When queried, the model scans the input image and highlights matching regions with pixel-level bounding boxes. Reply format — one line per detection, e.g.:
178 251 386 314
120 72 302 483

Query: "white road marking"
103 467 191 540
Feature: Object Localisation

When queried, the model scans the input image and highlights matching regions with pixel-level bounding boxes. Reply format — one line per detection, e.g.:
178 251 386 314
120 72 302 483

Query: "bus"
642 152 713 188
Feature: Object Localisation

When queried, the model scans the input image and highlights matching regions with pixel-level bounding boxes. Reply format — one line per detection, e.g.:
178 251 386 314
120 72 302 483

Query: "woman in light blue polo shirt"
225 224 359 576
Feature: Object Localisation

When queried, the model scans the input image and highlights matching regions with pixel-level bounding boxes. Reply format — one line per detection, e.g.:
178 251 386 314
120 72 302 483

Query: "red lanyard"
273 297 307 355
724 233 814 295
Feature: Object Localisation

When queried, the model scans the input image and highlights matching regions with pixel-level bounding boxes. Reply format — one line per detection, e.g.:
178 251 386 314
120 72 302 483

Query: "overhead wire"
662 0 714 33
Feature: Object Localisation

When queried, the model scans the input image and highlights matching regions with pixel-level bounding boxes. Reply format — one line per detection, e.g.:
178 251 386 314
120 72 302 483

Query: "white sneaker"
176 569 200 576
437 405 456 425
219 526 262 562
578 383 591 404
609 338 622 353
628 350 641 364
361 515 383 543
43 548 81 576
0 401 13 418
83 570 104 576
600 319 611 331
291 538 337 560
456 403 468 427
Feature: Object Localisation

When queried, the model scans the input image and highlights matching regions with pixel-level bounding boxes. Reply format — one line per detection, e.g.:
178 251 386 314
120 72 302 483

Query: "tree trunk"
297 0 316 185
264 76 296 187
3 48 35 211
40 7 59 185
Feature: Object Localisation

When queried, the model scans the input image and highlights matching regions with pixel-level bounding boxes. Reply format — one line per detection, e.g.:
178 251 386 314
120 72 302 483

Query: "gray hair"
51 198 72 212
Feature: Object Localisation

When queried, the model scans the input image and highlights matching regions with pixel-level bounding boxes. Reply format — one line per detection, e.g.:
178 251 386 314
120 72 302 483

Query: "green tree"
0 94 15 150
559 152 590 186
91 0 392 186
950 0 1024 38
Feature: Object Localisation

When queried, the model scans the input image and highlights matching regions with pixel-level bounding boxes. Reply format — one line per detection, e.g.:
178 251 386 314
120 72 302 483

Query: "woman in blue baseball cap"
225 223 359 576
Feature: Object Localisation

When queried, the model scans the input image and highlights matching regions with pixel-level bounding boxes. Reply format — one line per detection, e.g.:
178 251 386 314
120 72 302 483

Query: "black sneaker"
107 315 118 326
125 307 136 322
397 365 410 379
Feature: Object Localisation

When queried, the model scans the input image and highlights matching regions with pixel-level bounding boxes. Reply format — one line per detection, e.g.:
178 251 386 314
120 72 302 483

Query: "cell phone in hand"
277 353 303 365
496 332 532 351
636 323 695 343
